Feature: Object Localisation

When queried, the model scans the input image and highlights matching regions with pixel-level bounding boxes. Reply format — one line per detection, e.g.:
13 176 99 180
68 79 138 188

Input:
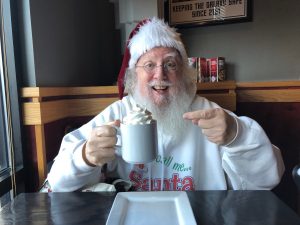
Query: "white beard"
132 81 195 142
124 64 197 142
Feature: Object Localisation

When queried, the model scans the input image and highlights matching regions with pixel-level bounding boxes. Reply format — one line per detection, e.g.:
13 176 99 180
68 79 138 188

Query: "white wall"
181 0 300 81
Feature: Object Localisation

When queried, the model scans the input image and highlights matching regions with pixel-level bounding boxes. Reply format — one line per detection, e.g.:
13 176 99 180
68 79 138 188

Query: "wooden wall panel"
236 80 300 103
237 89 300 102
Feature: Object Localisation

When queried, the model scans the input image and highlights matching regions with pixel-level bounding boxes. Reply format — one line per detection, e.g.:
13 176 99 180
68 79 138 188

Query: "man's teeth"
153 85 168 90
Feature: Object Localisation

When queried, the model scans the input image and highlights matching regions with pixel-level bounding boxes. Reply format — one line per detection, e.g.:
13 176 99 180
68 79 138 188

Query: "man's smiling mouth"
152 85 168 91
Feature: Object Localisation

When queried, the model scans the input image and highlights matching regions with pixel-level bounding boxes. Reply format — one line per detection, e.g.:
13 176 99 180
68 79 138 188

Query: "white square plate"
106 191 196 225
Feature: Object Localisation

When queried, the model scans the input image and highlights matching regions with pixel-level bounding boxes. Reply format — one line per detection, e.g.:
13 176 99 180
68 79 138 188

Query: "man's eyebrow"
140 51 179 62
163 52 178 58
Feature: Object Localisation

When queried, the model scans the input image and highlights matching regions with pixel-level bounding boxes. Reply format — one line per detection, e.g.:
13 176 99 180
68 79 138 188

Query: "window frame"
0 79 9 175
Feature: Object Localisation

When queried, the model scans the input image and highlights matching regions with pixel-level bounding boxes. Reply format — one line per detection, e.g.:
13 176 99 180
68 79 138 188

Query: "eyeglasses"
135 61 178 74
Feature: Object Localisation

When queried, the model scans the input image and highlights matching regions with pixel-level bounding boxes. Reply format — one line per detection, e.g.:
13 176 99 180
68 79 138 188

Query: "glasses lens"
144 63 156 73
138 61 178 73
165 61 177 72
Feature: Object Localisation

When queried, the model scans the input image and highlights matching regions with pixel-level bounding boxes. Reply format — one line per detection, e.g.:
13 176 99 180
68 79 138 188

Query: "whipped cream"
123 104 154 125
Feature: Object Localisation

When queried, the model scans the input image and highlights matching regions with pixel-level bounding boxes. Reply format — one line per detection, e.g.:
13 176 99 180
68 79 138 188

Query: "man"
47 17 284 192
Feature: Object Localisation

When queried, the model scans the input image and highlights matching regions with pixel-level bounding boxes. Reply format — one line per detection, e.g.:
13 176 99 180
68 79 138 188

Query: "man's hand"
183 108 237 145
83 120 120 167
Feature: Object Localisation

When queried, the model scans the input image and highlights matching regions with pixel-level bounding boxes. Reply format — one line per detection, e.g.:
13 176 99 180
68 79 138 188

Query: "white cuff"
73 142 96 172
224 116 239 147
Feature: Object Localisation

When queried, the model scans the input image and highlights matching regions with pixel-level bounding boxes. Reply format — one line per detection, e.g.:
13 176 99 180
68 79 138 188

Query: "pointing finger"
183 109 217 121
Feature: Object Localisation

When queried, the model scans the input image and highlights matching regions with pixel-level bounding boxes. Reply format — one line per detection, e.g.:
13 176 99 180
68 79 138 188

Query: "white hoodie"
47 96 285 192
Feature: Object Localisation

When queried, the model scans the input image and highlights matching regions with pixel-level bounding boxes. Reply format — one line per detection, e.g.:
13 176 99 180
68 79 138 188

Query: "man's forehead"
140 47 180 60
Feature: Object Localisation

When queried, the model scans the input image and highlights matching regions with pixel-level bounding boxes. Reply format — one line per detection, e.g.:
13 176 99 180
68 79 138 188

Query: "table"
0 191 299 225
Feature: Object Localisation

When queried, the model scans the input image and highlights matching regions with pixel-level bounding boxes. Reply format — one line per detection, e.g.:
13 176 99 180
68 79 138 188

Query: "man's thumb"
106 120 120 127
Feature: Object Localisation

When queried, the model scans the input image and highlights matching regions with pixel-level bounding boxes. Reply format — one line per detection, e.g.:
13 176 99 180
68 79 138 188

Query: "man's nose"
152 65 167 80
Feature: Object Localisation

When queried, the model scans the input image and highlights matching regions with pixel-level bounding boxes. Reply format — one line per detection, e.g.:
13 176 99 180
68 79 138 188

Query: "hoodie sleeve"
47 100 124 192
221 116 285 190
47 123 102 192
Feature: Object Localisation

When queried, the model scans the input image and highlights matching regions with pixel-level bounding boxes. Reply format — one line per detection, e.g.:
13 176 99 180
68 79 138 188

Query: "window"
0 0 24 207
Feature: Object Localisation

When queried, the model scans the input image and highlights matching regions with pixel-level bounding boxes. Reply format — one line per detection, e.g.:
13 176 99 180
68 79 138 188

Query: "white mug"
116 121 158 164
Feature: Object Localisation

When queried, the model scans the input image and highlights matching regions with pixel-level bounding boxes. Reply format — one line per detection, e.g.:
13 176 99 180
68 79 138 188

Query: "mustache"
147 80 173 87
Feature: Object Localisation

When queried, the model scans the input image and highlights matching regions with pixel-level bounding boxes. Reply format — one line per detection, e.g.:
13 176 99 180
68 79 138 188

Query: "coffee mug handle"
113 126 122 156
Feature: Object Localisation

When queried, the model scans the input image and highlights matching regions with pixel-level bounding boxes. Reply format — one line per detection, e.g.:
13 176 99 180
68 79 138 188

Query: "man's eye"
144 63 155 70
165 61 177 69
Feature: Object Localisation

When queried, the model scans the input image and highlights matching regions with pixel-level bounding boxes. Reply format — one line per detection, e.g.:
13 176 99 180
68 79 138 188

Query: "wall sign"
167 0 251 27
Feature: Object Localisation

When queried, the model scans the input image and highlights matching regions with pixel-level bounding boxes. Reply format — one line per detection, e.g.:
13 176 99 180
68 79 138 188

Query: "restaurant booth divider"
20 80 300 214
21 81 236 190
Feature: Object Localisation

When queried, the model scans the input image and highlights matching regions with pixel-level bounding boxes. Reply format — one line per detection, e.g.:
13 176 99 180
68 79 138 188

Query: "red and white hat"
117 17 188 99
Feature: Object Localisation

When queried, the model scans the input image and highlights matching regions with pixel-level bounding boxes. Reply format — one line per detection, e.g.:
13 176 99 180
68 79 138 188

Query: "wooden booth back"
21 81 236 191
236 80 300 214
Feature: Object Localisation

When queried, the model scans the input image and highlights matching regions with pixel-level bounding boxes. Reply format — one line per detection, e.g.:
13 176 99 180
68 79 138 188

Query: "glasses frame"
135 61 178 74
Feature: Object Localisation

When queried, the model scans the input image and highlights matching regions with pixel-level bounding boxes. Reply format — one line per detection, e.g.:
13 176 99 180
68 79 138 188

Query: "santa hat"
117 17 188 99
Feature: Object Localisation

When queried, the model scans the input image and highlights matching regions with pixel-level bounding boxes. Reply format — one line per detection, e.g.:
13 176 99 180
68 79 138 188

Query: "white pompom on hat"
117 17 188 99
